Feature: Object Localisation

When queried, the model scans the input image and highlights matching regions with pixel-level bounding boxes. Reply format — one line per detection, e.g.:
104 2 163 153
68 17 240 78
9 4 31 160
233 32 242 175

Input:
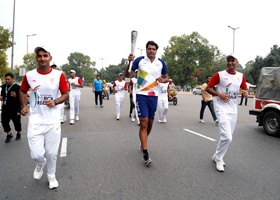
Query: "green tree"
61 52 96 84
23 53 37 71
162 32 221 88
246 45 280 85
0 26 13 76
99 58 128 83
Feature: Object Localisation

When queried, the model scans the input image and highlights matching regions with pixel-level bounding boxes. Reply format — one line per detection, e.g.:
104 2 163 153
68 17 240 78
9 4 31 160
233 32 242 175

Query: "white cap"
226 53 238 60
69 70 76 73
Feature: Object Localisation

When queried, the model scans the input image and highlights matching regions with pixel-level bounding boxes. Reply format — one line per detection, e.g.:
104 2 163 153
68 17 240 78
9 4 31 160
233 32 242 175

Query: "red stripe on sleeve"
59 73 69 92
78 77 83 85
240 74 247 89
207 72 220 87
20 75 30 92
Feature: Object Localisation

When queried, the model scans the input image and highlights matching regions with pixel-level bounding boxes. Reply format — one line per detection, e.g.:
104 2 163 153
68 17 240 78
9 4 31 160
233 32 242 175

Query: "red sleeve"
78 77 83 85
240 74 247 89
207 72 220 87
20 75 30 92
59 73 69 92
124 82 128 88
129 80 132 87
113 82 116 87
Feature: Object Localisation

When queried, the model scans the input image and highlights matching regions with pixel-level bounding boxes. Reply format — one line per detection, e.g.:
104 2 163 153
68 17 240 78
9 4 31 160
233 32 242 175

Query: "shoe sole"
145 158 152 166
49 185 59 190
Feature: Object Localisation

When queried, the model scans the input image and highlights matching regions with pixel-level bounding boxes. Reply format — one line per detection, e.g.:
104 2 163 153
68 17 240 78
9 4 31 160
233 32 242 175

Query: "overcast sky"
0 0 279 70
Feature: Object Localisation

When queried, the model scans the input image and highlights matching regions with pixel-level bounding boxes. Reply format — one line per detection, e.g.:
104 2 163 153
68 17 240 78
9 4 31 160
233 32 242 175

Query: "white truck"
249 67 280 137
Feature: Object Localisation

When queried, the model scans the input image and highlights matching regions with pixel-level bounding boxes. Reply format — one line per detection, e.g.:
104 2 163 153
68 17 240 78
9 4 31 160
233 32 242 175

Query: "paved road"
1 87 280 200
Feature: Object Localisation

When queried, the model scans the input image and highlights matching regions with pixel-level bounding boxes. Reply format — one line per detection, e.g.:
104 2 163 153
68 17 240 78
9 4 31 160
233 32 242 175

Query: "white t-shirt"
158 82 168 101
21 69 68 124
113 80 127 98
131 56 168 96
68 77 82 95
210 70 245 114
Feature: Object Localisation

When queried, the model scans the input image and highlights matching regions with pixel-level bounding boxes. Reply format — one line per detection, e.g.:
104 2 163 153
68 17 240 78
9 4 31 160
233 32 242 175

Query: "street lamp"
26 34 37 54
10 0 16 72
137 48 145 56
228 25 240 53
99 57 105 68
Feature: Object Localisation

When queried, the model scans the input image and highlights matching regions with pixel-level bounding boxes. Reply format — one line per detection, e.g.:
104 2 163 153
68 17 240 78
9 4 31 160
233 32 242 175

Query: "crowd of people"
0 41 249 189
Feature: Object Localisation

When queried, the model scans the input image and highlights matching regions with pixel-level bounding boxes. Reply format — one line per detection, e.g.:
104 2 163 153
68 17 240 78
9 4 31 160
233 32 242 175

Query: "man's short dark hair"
206 75 212 79
5 72 14 78
146 41 159 50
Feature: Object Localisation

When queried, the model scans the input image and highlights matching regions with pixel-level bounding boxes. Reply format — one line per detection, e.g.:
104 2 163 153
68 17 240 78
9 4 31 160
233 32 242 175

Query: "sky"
0 0 279 70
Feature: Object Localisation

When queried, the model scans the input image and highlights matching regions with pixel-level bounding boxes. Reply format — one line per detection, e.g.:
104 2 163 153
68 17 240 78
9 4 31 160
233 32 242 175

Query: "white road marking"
183 129 217 142
60 137 68 157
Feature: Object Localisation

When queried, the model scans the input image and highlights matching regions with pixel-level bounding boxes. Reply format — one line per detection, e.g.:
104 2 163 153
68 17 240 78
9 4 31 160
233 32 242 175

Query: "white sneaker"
200 119 205 123
215 119 219 126
33 163 45 180
48 174 59 189
131 117 135 122
60 119 64 124
214 159 225 172
162 117 167 123
75 115 79 121
70 119 75 125
158 119 162 123
212 155 225 166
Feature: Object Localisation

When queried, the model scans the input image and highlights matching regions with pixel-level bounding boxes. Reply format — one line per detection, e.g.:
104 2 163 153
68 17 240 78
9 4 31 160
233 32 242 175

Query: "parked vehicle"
176 85 181 91
193 87 201 95
249 67 280 137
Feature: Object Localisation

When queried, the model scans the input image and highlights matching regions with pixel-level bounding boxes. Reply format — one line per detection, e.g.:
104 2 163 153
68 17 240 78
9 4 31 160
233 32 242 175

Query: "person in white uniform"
157 82 169 123
206 54 248 172
129 70 140 125
68 70 83 125
51 64 66 124
19 46 69 189
113 73 127 120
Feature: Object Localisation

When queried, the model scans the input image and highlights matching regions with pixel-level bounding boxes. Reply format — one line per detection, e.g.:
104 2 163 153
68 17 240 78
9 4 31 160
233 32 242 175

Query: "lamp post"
26 34 37 54
228 25 239 53
99 57 105 68
10 0 16 72
137 48 145 56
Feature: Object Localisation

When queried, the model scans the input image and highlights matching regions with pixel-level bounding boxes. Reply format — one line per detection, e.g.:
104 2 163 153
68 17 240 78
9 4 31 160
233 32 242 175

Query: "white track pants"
115 95 124 118
69 93 80 120
213 111 237 161
27 123 61 176
60 103 65 121
157 97 168 120
132 94 139 123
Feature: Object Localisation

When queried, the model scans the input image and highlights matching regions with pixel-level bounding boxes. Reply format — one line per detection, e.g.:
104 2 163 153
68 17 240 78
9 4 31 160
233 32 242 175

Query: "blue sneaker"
100 105 103 108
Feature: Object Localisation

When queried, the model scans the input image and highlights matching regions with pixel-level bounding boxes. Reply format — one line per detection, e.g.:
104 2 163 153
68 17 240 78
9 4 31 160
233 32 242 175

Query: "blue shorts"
136 94 158 120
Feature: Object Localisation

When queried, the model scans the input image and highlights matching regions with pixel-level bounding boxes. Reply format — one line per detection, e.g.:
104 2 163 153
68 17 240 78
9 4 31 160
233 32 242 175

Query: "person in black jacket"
0 72 22 143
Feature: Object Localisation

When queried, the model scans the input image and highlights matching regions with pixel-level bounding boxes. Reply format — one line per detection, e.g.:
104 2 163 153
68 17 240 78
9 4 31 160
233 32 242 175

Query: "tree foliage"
162 32 223 87
60 52 96 85
99 58 128 83
0 26 13 77
245 45 280 85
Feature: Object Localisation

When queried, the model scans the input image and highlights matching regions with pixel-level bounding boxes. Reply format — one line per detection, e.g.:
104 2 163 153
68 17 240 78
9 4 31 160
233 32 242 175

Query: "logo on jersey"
32 85 41 107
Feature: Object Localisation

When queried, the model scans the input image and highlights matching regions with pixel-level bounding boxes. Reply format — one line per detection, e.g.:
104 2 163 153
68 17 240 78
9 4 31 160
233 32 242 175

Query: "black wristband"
54 99 59 105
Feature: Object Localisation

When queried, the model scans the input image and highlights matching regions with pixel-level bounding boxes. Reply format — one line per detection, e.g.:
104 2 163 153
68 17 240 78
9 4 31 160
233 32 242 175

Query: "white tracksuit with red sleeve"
68 77 82 120
113 80 127 119
20 68 69 177
208 69 247 161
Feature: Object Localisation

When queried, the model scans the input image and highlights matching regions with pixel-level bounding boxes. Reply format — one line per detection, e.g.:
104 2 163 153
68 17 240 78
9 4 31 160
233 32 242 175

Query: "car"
193 87 201 95
176 85 181 91
249 67 280 137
